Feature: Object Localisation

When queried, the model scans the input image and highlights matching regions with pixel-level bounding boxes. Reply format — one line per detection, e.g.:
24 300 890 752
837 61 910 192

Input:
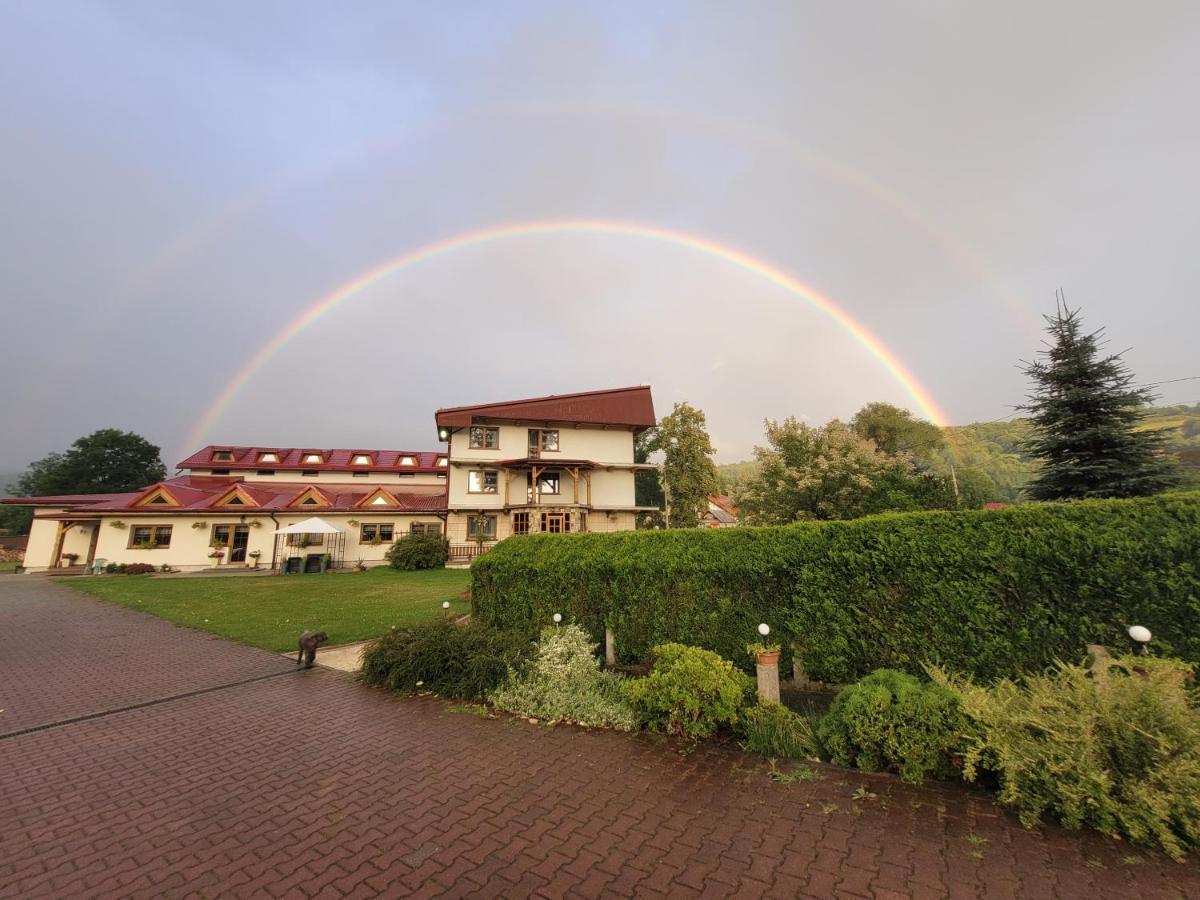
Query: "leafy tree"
851 402 945 463
649 402 718 528
634 427 664 528
737 418 912 522
1 430 167 533
1020 305 1179 500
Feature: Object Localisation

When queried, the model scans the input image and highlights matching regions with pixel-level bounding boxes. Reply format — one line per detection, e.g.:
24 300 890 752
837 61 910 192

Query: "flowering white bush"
490 624 638 730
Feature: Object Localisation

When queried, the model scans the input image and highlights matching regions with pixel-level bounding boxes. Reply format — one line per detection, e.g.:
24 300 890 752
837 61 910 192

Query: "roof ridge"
435 385 650 414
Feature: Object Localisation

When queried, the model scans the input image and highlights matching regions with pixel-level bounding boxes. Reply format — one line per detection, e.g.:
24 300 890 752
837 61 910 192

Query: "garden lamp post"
754 623 780 704
552 612 563 628
1128 625 1151 655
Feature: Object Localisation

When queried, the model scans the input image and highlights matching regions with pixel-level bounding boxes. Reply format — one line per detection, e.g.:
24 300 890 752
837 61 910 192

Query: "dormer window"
212 450 234 462
399 456 415 466
257 451 279 463
436 457 448 467
352 453 373 466
303 452 324 465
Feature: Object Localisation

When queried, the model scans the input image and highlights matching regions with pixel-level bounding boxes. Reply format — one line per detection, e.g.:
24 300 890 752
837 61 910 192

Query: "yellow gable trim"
134 486 181 507
212 486 259 508
357 488 399 508
289 487 331 508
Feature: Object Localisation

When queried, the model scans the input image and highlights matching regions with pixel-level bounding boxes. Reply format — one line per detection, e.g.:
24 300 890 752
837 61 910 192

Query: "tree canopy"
736 418 915 523
1 429 167 534
851 402 945 463
648 402 719 528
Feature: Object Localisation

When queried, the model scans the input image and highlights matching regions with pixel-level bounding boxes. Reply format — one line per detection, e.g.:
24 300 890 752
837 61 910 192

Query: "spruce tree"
1020 302 1178 500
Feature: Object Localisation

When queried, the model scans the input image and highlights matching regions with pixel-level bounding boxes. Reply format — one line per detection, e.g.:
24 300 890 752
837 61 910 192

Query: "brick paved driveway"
2 577 1198 899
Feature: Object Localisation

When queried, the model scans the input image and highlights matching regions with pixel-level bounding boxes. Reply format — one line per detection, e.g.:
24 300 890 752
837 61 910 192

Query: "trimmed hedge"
470 493 1200 682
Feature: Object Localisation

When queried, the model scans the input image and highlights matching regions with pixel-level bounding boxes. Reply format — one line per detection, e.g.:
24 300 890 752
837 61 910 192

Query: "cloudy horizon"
3 1 1199 471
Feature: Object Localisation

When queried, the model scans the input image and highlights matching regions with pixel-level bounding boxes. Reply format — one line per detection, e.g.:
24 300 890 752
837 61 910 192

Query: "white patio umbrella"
272 516 343 535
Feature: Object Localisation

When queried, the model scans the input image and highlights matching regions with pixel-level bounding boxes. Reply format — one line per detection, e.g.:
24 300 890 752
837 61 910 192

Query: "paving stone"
3 578 1200 898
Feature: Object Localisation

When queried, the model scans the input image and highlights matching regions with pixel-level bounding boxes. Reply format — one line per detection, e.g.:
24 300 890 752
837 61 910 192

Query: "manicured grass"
67 566 472 652
0 560 19 573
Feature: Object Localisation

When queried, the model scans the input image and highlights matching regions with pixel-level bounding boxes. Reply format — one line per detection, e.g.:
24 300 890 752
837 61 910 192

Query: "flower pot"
755 650 780 667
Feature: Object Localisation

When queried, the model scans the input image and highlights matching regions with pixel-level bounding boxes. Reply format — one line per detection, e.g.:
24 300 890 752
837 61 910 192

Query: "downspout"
269 513 281 571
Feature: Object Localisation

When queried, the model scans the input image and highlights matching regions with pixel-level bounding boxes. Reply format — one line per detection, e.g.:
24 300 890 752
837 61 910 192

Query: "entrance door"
541 512 570 534
229 525 250 562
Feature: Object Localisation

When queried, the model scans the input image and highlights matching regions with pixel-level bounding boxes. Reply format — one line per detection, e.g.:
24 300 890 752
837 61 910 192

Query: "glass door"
230 525 250 562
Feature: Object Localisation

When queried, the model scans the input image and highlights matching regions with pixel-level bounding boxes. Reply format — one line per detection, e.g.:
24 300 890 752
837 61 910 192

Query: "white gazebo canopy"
272 516 343 535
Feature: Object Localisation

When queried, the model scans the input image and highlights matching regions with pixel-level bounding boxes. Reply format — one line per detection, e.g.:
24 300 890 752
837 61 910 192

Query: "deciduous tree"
737 418 912 522
1 430 167 533
650 402 718 528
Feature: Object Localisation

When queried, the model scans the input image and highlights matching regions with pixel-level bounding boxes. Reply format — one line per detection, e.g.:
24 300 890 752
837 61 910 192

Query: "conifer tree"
1020 302 1178 500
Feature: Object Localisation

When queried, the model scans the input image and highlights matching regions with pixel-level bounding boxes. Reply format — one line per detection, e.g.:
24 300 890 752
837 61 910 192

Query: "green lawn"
67 566 472 652
0 560 19 573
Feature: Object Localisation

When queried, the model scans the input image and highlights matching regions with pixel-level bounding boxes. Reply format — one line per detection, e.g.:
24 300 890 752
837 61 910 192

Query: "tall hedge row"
470 493 1200 682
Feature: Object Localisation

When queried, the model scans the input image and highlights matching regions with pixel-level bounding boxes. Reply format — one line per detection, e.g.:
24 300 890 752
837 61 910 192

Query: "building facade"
5 386 656 573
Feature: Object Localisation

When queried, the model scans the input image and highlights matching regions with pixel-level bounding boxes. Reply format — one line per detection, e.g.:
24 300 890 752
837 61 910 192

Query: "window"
538 472 560 495
211 525 231 546
257 452 278 463
466 515 497 540
469 426 499 449
352 454 373 465
301 497 319 505
399 456 415 466
212 469 231 475
130 525 172 547
353 471 369 478
436 457 447 467
468 469 498 493
256 470 275 476
437 473 447 480
360 523 394 543
398 472 415 478
410 523 442 536
226 496 245 505
148 495 169 505
302 470 319 477
212 450 233 462
512 512 530 535
303 453 324 464
528 429 559 456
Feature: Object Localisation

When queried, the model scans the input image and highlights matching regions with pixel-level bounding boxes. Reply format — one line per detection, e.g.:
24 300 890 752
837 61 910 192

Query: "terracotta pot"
756 650 780 666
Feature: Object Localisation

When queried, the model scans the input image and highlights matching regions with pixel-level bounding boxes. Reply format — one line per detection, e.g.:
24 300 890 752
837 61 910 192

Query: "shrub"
740 703 820 760
387 533 448 570
817 669 973 784
623 644 752 739
360 618 532 700
471 493 1200 681
122 563 157 575
934 656 1200 860
490 625 638 730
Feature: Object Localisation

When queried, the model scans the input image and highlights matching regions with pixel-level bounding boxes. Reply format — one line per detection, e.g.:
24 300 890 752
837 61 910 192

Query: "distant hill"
717 401 1200 501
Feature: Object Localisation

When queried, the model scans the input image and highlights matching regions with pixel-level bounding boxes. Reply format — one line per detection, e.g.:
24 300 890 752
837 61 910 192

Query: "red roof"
177 446 446 473
4 475 446 514
0 492 130 508
436 385 656 430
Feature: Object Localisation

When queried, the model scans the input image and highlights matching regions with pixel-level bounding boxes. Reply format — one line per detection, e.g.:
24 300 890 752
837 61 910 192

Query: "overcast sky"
2 1 1199 471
